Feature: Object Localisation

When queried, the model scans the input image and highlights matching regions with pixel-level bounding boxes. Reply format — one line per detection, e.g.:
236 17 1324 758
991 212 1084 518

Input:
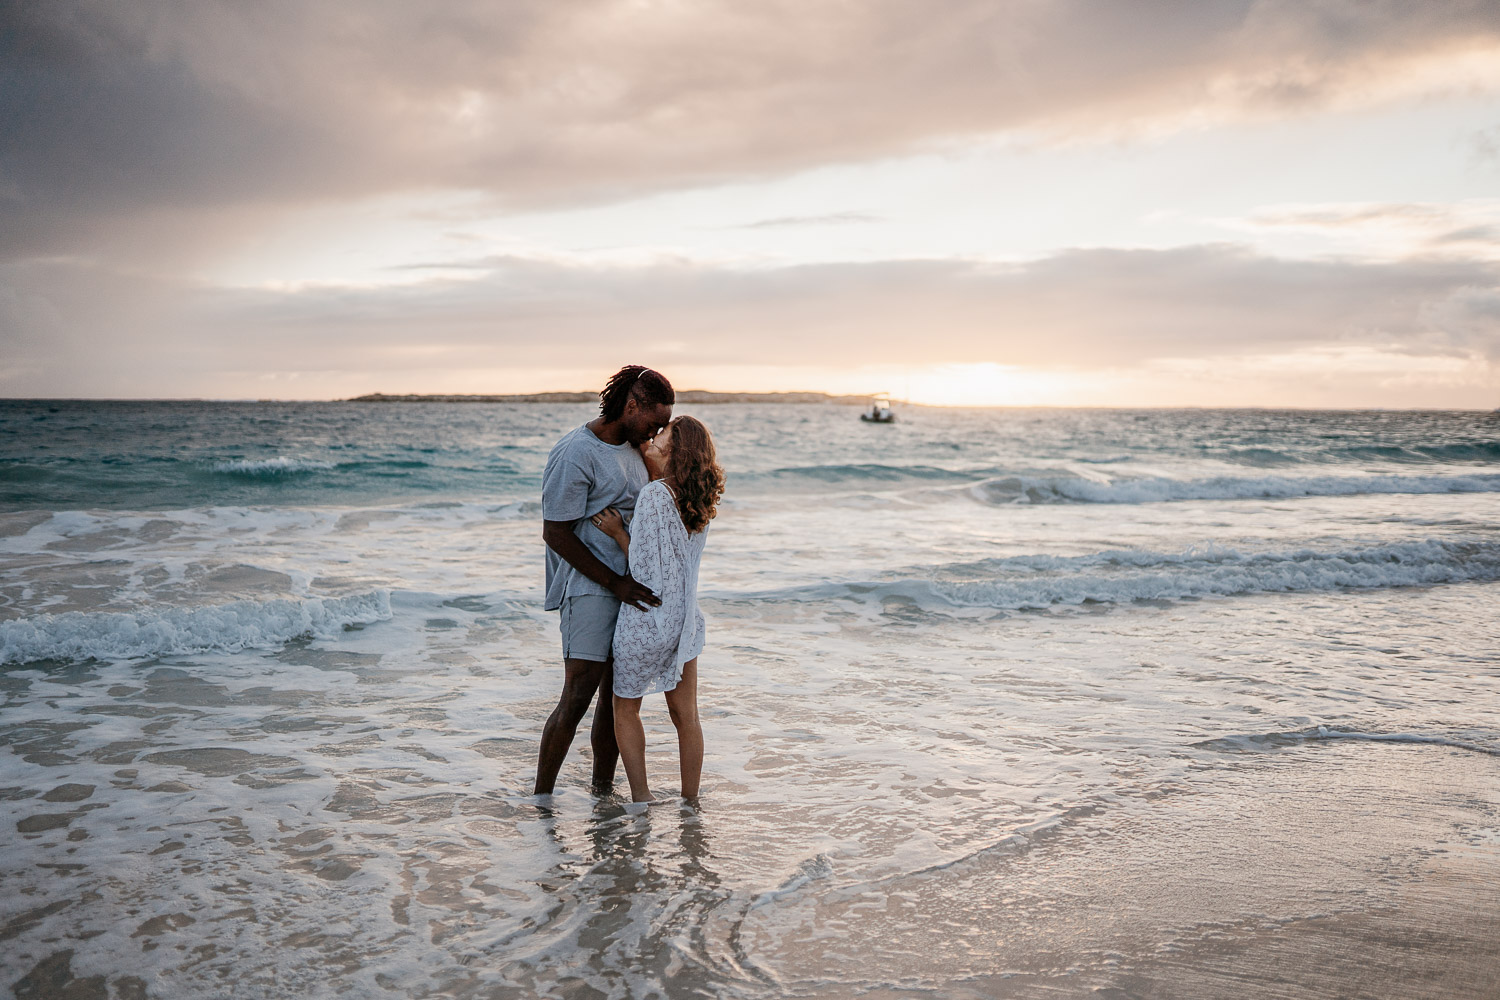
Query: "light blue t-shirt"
541 424 649 611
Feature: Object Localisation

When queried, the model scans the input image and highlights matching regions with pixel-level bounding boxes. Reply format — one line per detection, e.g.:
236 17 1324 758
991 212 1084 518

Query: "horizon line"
1 395 1496 413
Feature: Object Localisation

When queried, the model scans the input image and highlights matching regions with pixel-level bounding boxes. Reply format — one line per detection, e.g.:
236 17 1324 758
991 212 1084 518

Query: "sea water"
1 401 1498 998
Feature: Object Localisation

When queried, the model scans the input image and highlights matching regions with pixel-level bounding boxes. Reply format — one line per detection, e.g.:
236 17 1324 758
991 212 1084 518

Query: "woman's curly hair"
666 416 725 533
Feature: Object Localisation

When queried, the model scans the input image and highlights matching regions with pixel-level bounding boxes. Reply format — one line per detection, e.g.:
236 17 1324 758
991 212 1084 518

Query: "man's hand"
544 518 658 609
611 573 660 611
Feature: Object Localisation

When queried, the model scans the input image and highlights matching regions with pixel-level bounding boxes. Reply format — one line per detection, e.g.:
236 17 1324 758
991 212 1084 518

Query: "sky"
3 1 1499 406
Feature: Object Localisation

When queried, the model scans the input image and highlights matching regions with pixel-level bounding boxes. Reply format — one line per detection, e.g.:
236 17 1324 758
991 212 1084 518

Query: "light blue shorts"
559 594 620 663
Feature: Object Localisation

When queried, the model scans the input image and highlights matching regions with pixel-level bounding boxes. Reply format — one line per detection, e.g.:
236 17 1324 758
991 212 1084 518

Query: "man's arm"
543 519 659 611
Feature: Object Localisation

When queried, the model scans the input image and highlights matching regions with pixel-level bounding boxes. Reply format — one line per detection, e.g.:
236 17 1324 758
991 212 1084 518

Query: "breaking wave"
210 457 335 476
1217 442 1500 466
971 471 1500 505
760 463 974 483
740 464 1500 506
0 590 392 665
718 538 1500 611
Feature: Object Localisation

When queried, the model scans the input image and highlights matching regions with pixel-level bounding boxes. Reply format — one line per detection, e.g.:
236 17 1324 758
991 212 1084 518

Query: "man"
534 365 674 795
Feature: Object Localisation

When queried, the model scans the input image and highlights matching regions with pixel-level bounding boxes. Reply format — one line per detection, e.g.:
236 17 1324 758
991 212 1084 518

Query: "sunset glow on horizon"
4 3 1499 407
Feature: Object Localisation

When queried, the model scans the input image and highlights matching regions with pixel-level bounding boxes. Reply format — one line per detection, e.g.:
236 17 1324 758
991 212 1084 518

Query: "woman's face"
644 421 675 471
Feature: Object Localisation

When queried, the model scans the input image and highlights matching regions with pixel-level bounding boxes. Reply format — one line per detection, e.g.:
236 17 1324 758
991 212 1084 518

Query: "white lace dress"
611 479 708 698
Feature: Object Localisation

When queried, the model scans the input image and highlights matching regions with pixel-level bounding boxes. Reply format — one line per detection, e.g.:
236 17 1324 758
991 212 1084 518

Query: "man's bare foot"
632 792 657 804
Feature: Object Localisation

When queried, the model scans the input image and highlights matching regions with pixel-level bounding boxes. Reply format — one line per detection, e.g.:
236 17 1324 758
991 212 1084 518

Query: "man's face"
622 399 672 446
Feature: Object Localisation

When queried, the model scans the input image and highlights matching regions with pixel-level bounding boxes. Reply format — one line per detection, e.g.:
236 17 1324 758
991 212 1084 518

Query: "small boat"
860 394 896 423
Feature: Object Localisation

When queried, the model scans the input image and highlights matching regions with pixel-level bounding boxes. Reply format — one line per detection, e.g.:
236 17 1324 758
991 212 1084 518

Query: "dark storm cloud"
5 0 1500 259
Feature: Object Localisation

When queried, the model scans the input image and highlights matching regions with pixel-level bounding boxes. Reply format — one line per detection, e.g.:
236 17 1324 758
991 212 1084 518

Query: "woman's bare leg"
612 695 655 802
664 658 703 800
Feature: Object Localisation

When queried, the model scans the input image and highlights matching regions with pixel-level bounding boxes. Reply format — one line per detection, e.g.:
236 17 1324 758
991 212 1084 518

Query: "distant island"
346 391 888 405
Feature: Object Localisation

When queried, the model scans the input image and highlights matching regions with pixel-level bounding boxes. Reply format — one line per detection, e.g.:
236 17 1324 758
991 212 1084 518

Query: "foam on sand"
1195 724 1500 758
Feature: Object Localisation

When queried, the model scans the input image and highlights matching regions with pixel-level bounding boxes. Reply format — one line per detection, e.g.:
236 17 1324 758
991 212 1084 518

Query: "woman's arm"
591 507 630 559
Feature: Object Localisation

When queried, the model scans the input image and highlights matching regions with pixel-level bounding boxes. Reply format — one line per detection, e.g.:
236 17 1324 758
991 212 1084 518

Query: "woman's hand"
591 506 626 541
641 433 670 481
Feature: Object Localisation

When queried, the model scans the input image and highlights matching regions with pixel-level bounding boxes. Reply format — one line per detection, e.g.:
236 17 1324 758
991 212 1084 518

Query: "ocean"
2 400 1498 998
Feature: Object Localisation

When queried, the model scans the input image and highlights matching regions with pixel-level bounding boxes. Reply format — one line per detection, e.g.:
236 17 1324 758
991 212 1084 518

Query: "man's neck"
587 415 629 446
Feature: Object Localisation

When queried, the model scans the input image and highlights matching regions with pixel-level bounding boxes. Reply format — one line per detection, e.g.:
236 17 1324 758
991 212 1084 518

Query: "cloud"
1419 285 1500 360
5 1 1500 259
1431 225 1500 245
1469 123 1500 165
7 244 1497 398
726 213 881 230
1226 200 1500 259
1246 204 1457 228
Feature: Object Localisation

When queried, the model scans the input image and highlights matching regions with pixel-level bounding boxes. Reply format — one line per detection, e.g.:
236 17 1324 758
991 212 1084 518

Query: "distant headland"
346 391 886 405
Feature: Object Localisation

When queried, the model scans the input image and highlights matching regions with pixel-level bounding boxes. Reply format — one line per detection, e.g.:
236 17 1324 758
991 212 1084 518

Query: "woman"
591 415 725 803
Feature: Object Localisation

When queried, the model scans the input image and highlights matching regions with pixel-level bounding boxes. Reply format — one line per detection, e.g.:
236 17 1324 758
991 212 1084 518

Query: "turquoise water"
4 400 1498 511
2 401 1498 998
0 400 557 510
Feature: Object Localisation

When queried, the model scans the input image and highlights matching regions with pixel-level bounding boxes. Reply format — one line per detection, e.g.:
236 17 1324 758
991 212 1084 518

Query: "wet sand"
3 642 1497 999
767 744 1500 999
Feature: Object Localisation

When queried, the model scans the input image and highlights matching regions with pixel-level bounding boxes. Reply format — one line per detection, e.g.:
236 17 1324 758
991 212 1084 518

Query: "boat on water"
860 394 896 423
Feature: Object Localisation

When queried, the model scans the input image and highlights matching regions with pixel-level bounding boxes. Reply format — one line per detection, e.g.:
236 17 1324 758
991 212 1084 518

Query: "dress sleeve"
626 483 674 590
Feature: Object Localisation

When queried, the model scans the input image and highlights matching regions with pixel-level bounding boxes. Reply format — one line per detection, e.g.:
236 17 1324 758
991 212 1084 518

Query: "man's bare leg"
664 658 702 800
534 657 608 795
589 661 620 793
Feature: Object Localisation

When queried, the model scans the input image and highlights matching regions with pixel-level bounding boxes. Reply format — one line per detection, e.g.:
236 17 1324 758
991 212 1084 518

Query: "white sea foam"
211 457 335 475
734 538 1500 611
0 590 392 665
6 499 536 549
972 471 1500 505
935 538 1500 608
748 854 836 910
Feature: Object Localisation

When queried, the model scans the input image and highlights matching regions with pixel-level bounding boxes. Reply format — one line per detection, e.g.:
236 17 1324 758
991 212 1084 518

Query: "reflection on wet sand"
495 800 754 998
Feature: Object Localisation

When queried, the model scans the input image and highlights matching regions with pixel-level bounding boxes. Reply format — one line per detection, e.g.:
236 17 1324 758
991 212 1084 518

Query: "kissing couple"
532 365 725 804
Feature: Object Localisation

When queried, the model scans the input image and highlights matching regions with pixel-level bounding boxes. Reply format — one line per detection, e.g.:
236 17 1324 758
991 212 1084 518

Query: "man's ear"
620 395 639 417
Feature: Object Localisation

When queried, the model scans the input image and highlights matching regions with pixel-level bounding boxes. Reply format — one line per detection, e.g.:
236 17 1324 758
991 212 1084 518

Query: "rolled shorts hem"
559 594 620 663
